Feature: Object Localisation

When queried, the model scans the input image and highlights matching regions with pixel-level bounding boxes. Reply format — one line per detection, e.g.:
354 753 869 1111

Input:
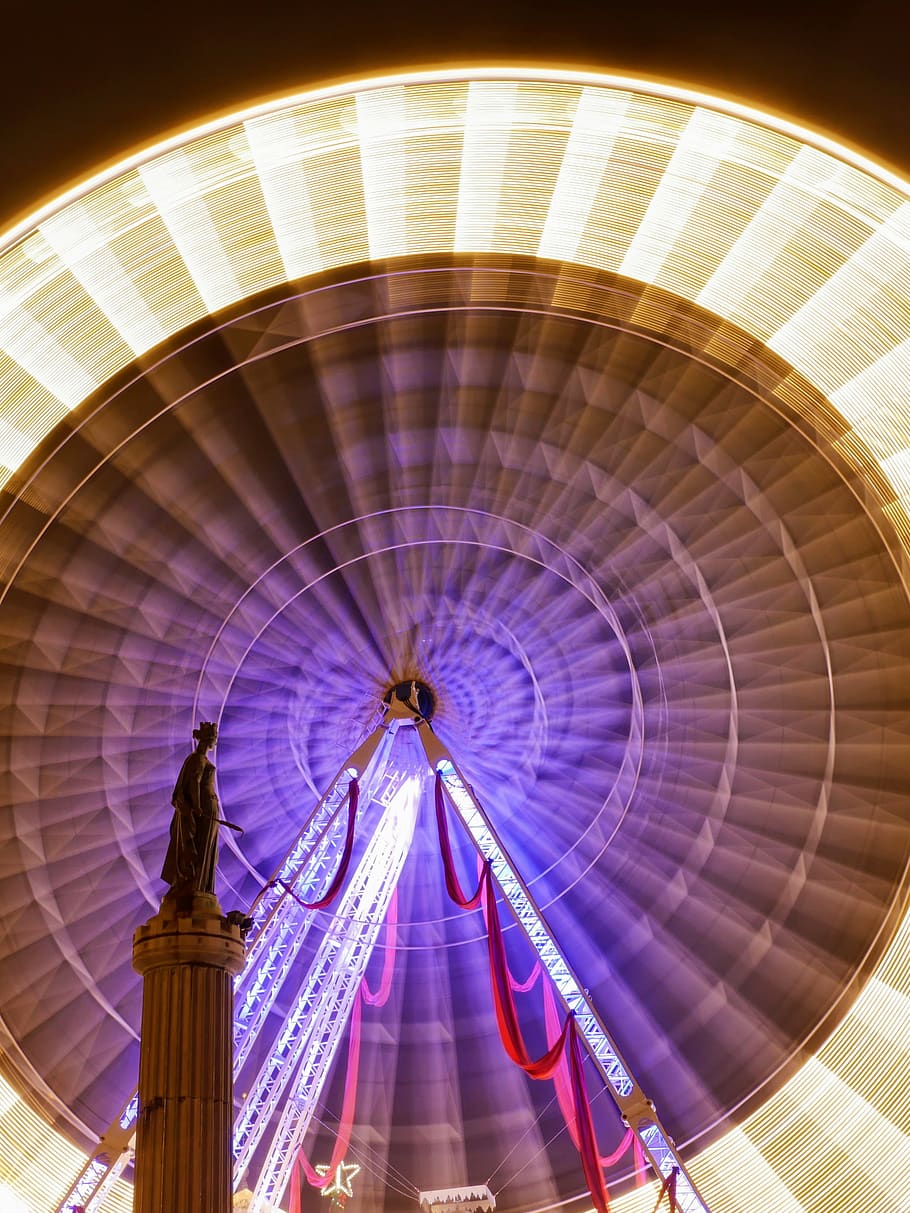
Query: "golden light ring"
1 68 909 1213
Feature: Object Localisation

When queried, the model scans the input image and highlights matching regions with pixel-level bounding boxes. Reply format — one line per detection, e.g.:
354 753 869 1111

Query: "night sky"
1 0 908 235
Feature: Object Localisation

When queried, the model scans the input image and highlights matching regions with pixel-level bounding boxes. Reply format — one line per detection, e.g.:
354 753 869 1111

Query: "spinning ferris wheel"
0 67 909 1213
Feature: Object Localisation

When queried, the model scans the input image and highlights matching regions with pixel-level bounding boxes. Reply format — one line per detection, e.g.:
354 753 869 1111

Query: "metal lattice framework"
60 703 712 1213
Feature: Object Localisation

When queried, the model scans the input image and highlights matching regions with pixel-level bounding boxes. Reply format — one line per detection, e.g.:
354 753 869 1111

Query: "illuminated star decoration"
315 1161 361 1207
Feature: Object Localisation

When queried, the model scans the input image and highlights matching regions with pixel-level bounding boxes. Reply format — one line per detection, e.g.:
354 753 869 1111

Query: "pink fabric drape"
633 1136 647 1187
542 977 580 1148
301 781 360 910
543 980 642 1182
510 958 542 993
362 887 398 1007
290 886 401 1212
289 991 364 1212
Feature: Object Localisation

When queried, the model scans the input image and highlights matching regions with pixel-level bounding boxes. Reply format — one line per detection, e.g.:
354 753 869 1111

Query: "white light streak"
39 203 167 355
619 107 740 284
0 311 94 411
831 337 910 470
357 87 411 260
139 148 245 313
455 81 519 251
0 419 41 473
244 111 325 281
0 1184 30 1213
699 146 898 340
770 200 910 396
537 87 631 263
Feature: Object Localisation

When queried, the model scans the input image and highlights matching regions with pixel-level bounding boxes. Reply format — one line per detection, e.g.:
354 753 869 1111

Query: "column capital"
133 895 245 977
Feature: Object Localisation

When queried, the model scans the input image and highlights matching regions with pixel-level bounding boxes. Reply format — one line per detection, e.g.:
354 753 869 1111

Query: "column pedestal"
132 893 245 1213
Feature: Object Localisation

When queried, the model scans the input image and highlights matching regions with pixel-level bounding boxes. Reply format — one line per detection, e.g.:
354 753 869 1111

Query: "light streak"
39 203 168 355
537 87 631 264
618 107 741 288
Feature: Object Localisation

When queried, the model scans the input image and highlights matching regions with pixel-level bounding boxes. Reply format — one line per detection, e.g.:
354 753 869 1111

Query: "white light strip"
0 418 40 472
455 81 519 252
0 1075 131 1213
4 67 910 259
782 1058 910 1207
39 204 167 355
236 758 422 1199
700 146 898 340
831 337 910 464
139 149 244 314
357 87 410 260
616 1126 805 1213
619 107 740 285
244 111 325 280
770 200 910 396
0 285 96 408
538 87 631 264
253 768 423 1210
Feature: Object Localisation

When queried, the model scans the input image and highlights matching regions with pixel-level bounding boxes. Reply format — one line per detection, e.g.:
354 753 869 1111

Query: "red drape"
477 852 541 993
483 870 572 1077
543 980 641 1181
434 773 612 1212
301 781 360 910
434 774 486 908
567 1021 613 1213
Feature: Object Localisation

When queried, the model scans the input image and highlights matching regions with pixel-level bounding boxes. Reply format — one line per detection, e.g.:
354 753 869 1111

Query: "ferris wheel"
0 68 908 1213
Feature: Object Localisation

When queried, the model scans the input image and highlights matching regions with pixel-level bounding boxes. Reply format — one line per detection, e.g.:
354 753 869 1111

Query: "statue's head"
193 721 218 747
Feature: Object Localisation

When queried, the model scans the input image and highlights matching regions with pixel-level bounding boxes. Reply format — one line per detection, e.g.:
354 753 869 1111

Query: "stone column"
132 893 245 1213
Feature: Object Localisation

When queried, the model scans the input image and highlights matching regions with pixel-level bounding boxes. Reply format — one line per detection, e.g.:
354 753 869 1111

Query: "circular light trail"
0 69 909 1213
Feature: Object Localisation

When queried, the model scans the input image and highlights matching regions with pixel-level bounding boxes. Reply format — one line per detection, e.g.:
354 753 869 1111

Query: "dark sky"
1 0 908 234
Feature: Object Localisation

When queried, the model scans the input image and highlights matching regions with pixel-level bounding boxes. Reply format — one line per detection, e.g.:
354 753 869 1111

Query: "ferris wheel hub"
383 680 435 722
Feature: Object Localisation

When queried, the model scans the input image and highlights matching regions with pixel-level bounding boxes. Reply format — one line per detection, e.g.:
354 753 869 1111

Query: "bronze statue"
162 722 221 896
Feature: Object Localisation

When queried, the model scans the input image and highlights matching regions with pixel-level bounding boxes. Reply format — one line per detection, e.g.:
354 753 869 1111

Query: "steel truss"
59 703 712 1213
417 724 710 1213
239 734 425 1205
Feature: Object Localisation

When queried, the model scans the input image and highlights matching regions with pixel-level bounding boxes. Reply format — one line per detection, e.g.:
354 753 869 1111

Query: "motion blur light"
2 66 910 1213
